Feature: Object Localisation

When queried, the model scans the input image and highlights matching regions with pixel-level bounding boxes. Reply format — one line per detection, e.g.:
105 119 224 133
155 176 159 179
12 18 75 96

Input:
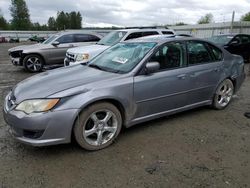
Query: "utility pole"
230 11 235 34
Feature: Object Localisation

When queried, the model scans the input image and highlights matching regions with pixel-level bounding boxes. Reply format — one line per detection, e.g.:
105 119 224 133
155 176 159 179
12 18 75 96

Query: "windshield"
207 35 234 45
88 42 156 74
43 34 59 44
97 31 127 46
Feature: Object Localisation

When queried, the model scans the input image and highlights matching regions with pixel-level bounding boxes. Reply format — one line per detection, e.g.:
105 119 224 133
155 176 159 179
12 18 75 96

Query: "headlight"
15 99 59 114
76 53 89 62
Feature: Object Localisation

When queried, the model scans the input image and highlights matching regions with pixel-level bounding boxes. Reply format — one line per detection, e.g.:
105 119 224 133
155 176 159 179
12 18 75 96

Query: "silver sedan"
3 37 245 150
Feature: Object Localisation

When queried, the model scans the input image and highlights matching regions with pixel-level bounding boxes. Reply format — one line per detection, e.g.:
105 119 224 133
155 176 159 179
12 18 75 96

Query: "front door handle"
69 44 74 47
177 74 186 80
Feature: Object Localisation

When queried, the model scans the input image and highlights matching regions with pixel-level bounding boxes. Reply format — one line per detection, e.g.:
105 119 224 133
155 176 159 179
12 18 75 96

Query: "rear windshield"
207 35 233 45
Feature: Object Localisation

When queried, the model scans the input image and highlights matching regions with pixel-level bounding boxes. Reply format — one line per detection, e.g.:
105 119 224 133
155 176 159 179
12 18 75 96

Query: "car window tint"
74 34 100 42
57 34 75 44
125 32 143 40
231 36 241 44
162 31 174 35
88 35 100 42
149 42 185 70
240 35 250 44
207 43 223 61
142 31 159 37
187 41 213 65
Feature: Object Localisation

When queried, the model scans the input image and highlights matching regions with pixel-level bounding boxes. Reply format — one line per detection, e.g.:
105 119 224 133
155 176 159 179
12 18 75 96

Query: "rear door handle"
177 74 186 80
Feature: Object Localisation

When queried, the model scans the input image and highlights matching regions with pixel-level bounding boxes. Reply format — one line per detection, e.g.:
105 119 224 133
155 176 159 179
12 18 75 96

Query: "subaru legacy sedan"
3 37 245 150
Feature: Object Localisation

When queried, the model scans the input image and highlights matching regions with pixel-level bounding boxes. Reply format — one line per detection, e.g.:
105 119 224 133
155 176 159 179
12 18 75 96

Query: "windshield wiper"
97 43 105 45
88 64 105 71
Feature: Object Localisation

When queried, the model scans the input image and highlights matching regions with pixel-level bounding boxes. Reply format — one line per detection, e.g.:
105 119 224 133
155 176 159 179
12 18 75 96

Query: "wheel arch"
22 53 46 64
70 98 127 142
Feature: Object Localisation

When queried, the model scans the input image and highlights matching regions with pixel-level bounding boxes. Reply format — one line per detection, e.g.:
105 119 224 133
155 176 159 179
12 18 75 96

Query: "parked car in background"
3 37 245 150
28 35 46 43
208 34 250 63
8 31 103 72
64 27 175 66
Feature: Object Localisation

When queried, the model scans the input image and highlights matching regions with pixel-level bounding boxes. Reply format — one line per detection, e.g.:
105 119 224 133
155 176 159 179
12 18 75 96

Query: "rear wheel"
23 54 44 72
212 79 234 110
73 102 122 150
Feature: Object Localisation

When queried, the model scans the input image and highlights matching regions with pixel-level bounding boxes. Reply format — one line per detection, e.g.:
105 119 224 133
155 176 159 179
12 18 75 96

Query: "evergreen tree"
197 13 213 24
241 12 250 21
56 11 67 30
48 17 56 30
0 16 9 30
76 11 82 29
9 0 31 30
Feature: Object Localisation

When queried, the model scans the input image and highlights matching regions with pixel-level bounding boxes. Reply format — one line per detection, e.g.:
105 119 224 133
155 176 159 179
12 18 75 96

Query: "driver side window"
57 34 75 44
149 42 185 70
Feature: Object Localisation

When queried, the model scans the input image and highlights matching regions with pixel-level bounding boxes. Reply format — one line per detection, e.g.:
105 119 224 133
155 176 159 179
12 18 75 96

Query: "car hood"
12 65 120 103
8 43 48 52
67 44 109 54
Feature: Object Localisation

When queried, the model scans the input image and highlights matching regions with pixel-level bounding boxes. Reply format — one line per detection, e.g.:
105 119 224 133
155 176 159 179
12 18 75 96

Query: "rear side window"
207 43 223 61
125 32 143 40
57 34 75 43
75 34 100 42
88 35 100 42
142 31 159 37
187 41 213 65
162 31 174 35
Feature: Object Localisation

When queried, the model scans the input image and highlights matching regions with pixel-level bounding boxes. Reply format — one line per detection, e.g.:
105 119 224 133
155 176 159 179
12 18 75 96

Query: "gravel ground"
0 43 250 188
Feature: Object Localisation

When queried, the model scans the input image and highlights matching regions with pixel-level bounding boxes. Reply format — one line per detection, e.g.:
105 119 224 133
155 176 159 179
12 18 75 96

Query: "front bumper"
64 57 85 67
10 57 21 66
3 97 79 146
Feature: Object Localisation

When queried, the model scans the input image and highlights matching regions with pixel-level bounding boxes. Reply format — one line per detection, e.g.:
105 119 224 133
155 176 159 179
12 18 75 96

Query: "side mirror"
52 41 60 46
145 62 160 74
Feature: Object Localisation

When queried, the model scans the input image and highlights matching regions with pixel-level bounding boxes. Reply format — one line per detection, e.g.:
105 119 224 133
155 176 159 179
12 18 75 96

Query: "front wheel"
23 54 44 72
212 79 234 110
73 102 122 150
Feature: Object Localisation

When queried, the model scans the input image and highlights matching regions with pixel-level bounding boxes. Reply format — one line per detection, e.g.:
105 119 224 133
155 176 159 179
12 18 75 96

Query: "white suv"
64 28 175 66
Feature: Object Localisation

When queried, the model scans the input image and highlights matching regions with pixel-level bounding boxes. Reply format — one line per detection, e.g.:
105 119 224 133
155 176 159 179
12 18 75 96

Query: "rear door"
184 40 223 104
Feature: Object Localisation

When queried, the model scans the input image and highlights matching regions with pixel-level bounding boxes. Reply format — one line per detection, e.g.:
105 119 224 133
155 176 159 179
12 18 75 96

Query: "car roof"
113 28 174 32
124 35 196 44
56 31 102 36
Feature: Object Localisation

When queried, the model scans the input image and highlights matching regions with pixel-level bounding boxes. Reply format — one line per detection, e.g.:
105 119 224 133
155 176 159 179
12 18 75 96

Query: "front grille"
66 52 76 62
9 51 22 58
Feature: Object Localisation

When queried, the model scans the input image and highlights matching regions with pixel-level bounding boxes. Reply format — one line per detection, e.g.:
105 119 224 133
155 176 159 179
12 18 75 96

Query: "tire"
212 79 234 110
23 54 44 72
73 102 122 151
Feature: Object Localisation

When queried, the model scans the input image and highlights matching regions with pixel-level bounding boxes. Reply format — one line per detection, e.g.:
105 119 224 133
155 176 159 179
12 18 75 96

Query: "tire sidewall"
73 102 122 150
23 54 44 72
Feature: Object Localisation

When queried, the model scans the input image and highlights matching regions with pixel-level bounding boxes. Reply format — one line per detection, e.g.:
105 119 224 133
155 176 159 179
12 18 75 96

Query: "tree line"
0 0 82 30
0 0 250 30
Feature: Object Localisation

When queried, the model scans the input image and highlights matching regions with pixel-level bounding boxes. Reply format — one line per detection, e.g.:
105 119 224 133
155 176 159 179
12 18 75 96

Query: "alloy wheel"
83 110 118 146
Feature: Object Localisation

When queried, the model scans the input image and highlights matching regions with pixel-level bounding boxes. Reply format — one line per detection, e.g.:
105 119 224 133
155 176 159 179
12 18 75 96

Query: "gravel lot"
0 43 250 188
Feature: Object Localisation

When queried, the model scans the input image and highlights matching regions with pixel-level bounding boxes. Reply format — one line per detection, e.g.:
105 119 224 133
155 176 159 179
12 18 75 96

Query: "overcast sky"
0 0 250 27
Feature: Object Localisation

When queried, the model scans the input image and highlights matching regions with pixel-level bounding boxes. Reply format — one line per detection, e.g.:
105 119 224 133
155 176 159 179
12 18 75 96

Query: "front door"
133 42 191 119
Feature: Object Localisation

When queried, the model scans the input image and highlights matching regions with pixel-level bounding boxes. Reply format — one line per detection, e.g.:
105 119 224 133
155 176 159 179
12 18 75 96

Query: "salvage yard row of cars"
3 27 246 150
